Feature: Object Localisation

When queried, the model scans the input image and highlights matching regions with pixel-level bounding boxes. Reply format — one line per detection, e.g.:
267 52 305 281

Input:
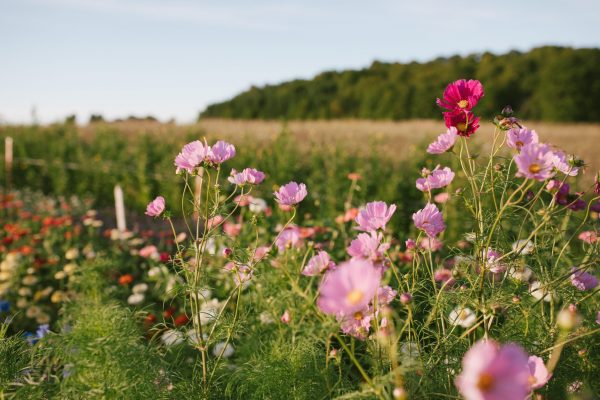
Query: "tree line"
200 46 600 122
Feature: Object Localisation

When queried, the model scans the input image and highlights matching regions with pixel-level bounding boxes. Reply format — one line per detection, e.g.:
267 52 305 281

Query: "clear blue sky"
1 0 599 123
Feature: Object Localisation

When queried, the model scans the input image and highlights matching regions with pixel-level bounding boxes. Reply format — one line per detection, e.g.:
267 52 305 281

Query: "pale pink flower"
174 140 210 173
528 355 551 390
506 127 539 150
416 166 455 192
578 231 598 244
427 127 458 154
275 226 302 253
139 245 158 259
337 306 373 340
570 267 599 291
145 196 165 217
223 221 242 237
434 192 451 204
347 231 390 267
419 237 443 252
317 259 381 316
228 168 265 185
514 143 556 181
208 140 236 164
434 268 456 289
355 201 396 232
252 246 270 262
455 340 531 400
552 149 579 176
280 310 291 324
412 203 445 237
274 182 307 206
302 251 335 276
377 286 397 306
206 215 224 229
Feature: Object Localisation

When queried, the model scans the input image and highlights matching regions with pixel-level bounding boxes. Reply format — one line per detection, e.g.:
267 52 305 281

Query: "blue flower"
0 300 10 313
36 324 50 339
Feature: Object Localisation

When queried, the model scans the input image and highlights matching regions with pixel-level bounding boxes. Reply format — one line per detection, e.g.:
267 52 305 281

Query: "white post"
5 136 13 189
114 185 127 235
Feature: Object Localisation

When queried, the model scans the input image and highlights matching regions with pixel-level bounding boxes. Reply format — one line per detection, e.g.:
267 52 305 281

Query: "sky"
1 0 599 124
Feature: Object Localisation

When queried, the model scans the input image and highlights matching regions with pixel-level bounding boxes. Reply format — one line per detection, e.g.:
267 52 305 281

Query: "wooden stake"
114 185 127 235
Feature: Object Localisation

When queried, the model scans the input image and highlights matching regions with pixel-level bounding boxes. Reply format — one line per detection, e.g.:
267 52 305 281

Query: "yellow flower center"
515 140 524 148
459 310 469 320
457 99 469 108
529 163 541 173
354 311 363 321
528 375 538 386
346 289 364 305
456 122 467 132
477 373 494 391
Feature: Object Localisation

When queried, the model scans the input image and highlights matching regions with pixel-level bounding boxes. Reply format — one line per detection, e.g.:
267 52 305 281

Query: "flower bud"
557 305 582 331
393 387 407 400
400 293 412 305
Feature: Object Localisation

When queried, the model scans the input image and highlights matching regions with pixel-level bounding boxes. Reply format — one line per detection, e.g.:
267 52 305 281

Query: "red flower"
118 274 134 285
443 111 480 137
163 306 177 319
174 314 189 326
145 314 157 324
436 79 484 111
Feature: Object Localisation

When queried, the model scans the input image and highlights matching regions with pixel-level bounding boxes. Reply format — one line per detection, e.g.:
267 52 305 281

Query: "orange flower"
118 274 134 285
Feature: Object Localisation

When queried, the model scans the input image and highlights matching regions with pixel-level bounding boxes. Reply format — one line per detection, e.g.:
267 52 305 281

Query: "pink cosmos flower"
528 356 551 390
252 245 270 262
145 196 166 217
302 251 335 276
208 140 236 164
275 226 302 253
419 237 443 252
206 215 224 229
174 140 210 173
337 306 373 340
274 182 308 206
434 268 456 289
552 149 579 176
444 110 481 137
317 259 382 316
416 166 455 192
223 221 242 237
405 239 417 250
514 143 556 181
578 231 598 244
139 245 158 259
412 203 445 237
506 127 539 150
434 192 451 204
570 267 599 291
427 127 458 154
355 201 396 232
436 79 484 111
455 340 531 400
377 286 397 306
347 231 390 267
228 168 265 185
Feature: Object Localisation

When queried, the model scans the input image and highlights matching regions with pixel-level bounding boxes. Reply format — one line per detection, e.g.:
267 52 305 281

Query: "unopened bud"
400 293 412 305
222 247 232 257
557 305 582 331
393 387 407 400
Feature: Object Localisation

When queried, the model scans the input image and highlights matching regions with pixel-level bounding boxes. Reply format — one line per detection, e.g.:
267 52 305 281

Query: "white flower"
132 283 149 294
448 306 477 328
22 275 38 286
512 239 534 255
161 330 184 346
249 198 268 213
127 293 145 305
65 248 79 260
18 287 32 297
196 299 224 326
213 342 234 358
508 266 533 282
529 281 554 302
0 271 11 281
63 263 77 275
147 266 163 278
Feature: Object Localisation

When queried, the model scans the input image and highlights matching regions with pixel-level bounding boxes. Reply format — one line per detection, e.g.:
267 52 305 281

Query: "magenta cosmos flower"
355 201 396 232
427 127 458 154
302 251 335 276
228 168 265 185
416 166 455 192
455 340 531 400
444 110 481 137
506 127 539 150
208 140 236 164
528 356 551 390
317 259 381 316
437 79 484 112
570 267 599 291
274 182 307 206
174 140 210 173
412 203 445 237
514 143 556 181
145 196 165 217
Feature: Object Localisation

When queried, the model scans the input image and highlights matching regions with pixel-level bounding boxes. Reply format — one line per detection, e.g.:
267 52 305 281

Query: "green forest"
200 46 600 122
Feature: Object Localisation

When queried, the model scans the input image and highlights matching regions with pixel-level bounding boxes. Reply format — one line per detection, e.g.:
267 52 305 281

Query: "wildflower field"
1 80 599 400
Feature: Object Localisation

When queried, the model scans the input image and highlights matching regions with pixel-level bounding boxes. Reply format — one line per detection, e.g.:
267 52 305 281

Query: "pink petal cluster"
228 168 266 185
274 182 308 206
145 196 166 217
317 259 381 316
434 268 456 289
552 150 579 176
347 231 390 268
436 79 484 112
427 127 458 154
456 340 537 400
302 251 335 276
416 166 455 192
208 140 236 164
578 231 598 244
419 237 444 252
275 226 302 253
444 110 481 137
514 143 556 181
337 307 374 340
570 267 599 291
528 356 551 390
174 140 211 173
412 203 445 237
506 127 539 150
355 201 396 232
